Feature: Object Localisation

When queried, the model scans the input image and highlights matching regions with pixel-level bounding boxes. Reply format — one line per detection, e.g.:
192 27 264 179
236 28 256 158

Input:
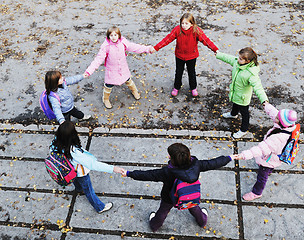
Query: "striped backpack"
278 124 300 165
39 90 60 120
45 151 77 186
170 179 201 210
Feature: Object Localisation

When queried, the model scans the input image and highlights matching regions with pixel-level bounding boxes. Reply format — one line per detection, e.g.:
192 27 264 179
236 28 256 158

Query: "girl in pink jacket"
236 102 297 201
84 26 152 109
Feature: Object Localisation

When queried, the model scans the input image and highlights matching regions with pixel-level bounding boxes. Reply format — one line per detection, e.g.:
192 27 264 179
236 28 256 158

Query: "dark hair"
106 26 121 40
167 143 191 168
239 47 258 66
179 13 200 36
52 121 82 159
45 71 61 94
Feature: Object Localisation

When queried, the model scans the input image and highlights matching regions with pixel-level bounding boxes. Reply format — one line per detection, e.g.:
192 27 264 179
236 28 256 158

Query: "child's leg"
231 103 240 116
74 174 105 212
68 107 85 119
239 105 250 132
252 165 274 195
185 58 197 90
188 205 208 227
125 78 140 100
103 84 113 109
174 57 185 90
149 200 173 232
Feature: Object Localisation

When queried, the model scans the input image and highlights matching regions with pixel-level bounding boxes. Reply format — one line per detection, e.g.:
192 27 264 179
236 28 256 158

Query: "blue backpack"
170 179 201 210
39 90 60 120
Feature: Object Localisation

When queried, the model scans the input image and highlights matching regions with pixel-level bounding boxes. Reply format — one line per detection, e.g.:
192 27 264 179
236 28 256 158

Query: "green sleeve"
216 52 237 66
249 76 268 104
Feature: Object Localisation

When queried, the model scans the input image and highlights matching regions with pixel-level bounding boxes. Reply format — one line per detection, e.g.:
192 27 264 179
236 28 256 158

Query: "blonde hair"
179 13 200 35
106 26 121 39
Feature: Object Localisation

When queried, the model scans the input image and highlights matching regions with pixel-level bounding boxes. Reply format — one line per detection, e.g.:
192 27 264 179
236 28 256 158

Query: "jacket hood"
168 156 200 183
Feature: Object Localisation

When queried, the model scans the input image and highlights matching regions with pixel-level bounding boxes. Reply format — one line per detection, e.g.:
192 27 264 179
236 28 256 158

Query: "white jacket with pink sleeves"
240 103 295 168
85 37 151 85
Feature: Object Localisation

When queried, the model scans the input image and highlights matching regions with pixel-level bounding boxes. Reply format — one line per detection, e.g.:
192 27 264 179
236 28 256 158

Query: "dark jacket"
127 155 231 203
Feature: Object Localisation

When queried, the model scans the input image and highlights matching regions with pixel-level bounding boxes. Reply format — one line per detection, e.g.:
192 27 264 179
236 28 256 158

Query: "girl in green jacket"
216 47 268 138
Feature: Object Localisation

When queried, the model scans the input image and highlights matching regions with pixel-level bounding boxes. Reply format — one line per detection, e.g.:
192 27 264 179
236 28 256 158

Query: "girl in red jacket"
151 13 218 97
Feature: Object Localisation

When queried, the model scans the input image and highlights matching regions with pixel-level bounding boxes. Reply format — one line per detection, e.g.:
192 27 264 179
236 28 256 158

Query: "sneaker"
191 88 198 97
233 130 248 139
98 202 113 214
222 112 238 119
79 114 92 121
242 192 262 201
201 208 208 217
149 212 156 221
171 88 179 97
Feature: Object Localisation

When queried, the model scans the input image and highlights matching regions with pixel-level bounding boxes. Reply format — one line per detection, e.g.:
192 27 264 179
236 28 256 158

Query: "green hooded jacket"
216 52 268 106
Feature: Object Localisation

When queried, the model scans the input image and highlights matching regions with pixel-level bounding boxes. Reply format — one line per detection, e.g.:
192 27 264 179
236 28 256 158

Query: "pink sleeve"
240 133 289 160
85 41 107 76
265 103 279 122
122 38 151 54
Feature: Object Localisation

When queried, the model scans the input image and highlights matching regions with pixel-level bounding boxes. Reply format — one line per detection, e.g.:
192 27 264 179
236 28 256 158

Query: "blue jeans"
73 174 105 212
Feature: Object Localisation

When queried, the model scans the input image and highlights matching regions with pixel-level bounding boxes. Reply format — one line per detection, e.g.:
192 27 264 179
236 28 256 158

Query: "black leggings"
63 107 84 121
231 103 249 132
174 57 197 90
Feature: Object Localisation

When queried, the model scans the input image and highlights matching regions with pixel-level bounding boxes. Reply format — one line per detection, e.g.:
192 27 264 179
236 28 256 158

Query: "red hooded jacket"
154 25 218 61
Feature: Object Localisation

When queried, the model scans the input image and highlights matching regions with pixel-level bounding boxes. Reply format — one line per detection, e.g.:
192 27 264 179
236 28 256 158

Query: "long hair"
106 26 122 40
179 13 200 35
52 121 82 159
168 143 191 168
45 71 61 94
239 47 258 66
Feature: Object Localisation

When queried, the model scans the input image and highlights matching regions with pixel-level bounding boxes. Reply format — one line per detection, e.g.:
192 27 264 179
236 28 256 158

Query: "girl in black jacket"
122 143 237 232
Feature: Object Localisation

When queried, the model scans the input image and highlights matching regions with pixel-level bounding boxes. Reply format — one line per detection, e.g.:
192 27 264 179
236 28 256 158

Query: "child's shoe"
126 79 140 100
103 86 113 109
242 192 262 201
149 212 156 221
233 130 248 139
79 115 92 121
222 112 238 119
201 208 208 216
191 88 198 97
171 88 179 96
98 202 113 213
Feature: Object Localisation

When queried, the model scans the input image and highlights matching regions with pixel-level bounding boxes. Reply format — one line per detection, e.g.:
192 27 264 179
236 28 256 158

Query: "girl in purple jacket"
84 26 152 109
236 102 297 201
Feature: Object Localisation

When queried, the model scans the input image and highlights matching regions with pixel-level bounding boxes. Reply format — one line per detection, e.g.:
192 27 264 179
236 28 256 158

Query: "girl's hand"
230 154 243 160
215 50 219 56
83 72 90 78
113 166 125 174
149 46 156 54
262 100 269 106
121 169 128 177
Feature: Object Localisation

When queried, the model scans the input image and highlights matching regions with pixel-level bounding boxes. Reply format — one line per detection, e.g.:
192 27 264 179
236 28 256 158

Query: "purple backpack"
39 90 60 120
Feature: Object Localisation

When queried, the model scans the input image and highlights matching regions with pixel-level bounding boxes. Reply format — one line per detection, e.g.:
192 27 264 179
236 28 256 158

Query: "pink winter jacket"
85 37 151 85
240 103 295 168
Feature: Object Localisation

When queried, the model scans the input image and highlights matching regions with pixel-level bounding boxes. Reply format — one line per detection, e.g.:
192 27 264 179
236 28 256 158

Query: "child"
51 121 124 213
150 13 218 97
122 143 238 231
216 47 268 138
45 71 91 124
235 102 297 201
84 26 152 109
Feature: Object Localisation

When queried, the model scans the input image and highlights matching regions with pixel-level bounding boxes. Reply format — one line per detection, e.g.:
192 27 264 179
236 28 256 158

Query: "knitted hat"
278 109 297 128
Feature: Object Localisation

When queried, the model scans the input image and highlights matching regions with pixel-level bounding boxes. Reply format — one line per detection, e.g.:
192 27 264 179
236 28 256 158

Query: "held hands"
149 46 156 54
262 100 269 106
230 154 244 160
83 72 90 78
113 166 128 177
